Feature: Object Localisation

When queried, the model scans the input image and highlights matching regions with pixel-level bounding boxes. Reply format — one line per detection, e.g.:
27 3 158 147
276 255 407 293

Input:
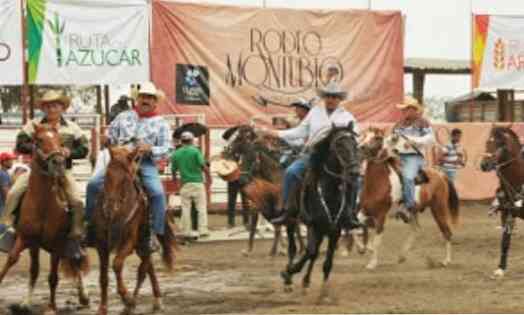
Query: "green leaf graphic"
27 0 48 83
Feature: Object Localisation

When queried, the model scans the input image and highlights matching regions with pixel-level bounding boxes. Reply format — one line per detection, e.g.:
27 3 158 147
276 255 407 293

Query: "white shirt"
277 105 359 144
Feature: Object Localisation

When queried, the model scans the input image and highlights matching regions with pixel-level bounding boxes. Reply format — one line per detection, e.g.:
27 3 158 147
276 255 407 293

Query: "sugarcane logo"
47 12 66 67
493 38 505 71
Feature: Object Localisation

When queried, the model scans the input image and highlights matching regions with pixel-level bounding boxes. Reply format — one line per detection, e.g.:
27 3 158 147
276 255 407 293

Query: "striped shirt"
440 142 462 170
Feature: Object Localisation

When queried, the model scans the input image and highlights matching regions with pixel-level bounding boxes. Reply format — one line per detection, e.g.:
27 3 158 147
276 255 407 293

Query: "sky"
110 0 524 104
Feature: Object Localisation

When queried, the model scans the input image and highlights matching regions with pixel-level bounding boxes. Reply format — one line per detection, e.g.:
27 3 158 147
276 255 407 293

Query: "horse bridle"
323 131 359 182
32 138 66 177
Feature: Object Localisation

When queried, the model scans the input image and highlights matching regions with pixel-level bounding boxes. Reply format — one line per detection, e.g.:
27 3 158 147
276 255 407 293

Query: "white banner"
28 0 150 84
474 15 524 90
0 0 23 85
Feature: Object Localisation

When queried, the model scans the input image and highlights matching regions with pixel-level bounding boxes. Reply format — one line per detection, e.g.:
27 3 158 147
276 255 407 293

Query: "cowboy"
84 82 171 251
171 131 210 238
258 82 362 227
0 152 16 216
1 90 89 245
392 96 435 222
279 98 313 167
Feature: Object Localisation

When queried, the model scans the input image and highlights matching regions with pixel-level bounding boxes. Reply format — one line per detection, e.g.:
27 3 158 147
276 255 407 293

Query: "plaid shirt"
109 110 171 161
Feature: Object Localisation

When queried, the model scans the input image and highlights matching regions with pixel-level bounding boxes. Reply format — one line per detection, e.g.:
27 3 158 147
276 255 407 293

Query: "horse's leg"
270 225 281 256
367 215 385 270
286 222 298 267
133 256 149 299
430 203 453 266
301 228 323 290
340 228 352 257
46 254 60 315
21 246 39 308
319 230 341 303
494 212 514 278
146 258 163 312
297 224 305 253
281 227 315 289
97 245 110 315
75 273 90 307
398 219 420 264
113 242 136 310
0 236 26 283
242 211 258 257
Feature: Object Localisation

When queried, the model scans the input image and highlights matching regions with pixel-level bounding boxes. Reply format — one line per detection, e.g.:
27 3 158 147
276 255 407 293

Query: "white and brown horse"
356 127 460 269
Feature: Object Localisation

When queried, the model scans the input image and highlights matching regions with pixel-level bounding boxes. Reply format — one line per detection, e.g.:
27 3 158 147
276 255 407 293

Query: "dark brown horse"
357 127 460 269
480 125 524 278
223 125 304 259
94 146 176 315
0 123 89 314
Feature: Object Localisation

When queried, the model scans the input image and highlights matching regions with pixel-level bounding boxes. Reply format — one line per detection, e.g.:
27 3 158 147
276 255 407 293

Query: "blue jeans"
85 158 167 235
400 154 425 209
441 168 457 182
282 154 309 208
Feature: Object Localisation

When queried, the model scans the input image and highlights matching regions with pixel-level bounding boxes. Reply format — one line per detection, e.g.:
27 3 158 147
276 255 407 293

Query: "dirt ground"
2 203 524 314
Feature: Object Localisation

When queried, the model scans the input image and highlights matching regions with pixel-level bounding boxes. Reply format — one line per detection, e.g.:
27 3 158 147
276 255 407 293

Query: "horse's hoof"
340 249 350 257
79 295 90 307
98 306 108 315
241 250 250 257
283 285 293 293
278 249 286 256
44 305 57 315
366 261 377 270
153 298 164 312
9 303 31 315
492 268 505 279
302 280 310 289
280 271 292 285
440 260 450 268
398 255 407 264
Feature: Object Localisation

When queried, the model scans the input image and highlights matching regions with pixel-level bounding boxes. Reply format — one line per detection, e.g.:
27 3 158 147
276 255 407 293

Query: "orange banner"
152 1 404 127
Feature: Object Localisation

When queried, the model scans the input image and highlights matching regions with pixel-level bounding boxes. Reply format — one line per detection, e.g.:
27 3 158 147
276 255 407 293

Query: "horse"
480 125 524 278
0 123 90 315
223 125 304 259
280 122 361 300
357 127 460 269
93 146 177 315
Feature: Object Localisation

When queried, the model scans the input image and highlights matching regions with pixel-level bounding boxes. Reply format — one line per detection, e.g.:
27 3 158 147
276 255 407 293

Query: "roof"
405 58 471 74
445 90 496 105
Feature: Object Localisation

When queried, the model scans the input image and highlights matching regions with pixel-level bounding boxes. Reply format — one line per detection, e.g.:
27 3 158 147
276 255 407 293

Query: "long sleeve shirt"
277 105 359 145
108 110 171 161
392 117 435 154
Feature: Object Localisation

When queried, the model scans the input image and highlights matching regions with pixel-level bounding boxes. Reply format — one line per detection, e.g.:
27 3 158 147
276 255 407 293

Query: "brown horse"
0 123 89 314
357 127 460 269
93 146 176 315
480 125 524 278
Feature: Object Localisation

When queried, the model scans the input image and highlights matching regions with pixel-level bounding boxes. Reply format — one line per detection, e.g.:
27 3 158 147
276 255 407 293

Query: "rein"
33 145 65 177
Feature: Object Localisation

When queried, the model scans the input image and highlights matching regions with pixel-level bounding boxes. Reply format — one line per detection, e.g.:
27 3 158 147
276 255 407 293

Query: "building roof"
405 58 471 74
445 91 496 105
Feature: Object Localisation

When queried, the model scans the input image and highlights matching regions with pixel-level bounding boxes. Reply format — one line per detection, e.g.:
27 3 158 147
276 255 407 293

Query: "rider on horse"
84 82 171 251
1 90 89 247
258 82 362 228
392 96 435 222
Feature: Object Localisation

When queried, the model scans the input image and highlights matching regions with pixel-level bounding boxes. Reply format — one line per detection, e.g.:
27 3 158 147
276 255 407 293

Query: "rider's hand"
137 143 152 154
62 148 71 157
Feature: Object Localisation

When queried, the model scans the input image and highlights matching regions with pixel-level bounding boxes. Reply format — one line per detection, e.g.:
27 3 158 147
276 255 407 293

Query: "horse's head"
481 125 521 172
223 125 258 158
104 146 141 213
32 123 66 177
359 127 387 160
310 122 361 178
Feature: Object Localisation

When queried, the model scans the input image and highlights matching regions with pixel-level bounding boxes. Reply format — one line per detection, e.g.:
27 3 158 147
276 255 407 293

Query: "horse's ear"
347 121 354 132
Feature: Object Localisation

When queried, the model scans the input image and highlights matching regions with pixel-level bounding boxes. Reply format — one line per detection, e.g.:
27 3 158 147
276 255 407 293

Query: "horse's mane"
309 129 336 178
493 127 521 147
252 145 282 182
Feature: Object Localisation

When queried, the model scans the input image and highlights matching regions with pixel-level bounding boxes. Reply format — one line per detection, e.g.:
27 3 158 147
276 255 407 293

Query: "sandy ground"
1 203 524 314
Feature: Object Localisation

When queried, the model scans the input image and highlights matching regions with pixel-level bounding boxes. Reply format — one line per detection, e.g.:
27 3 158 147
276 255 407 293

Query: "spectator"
0 152 15 216
438 128 464 182
8 163 29 184
108 95 131 123
171 131 211 238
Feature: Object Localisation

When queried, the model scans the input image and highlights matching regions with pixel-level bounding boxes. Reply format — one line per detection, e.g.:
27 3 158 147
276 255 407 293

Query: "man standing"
392 96 435 222
171 131 210 238
438 128 464 182
85 82 171 251
258 82 361 227
0 152 15 216
1 90 89 247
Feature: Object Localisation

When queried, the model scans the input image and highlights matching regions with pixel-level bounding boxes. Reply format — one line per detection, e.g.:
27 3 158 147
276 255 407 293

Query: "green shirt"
171 145 205 184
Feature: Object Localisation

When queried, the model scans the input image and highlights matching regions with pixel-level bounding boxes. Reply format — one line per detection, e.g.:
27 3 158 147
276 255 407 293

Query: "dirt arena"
1 203 524 314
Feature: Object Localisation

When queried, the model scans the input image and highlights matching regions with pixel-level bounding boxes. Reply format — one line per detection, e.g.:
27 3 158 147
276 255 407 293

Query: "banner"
473 15 524 90
0 0 23 85
27 0 150 84
152 2 403 127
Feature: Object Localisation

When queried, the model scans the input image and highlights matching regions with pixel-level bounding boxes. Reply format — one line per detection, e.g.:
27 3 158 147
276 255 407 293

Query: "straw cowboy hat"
317 82 347 100
136 82 165 102
36 90 71 110
396 96 424 112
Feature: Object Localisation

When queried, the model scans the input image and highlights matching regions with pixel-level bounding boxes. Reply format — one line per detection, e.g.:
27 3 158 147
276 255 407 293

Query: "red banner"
152 1 404 127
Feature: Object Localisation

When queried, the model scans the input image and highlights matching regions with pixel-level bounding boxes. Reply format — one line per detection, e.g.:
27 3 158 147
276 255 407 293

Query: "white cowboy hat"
317 82 347 100
36 90 71 110
396 96 424 112
137 82 165 101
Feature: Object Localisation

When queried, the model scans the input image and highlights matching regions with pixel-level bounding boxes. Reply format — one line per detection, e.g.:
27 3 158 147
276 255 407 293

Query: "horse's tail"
160 217 177 272
60 254 90 279
447 178 460 226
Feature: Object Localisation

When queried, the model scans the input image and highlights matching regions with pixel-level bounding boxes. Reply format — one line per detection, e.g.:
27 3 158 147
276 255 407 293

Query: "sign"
0 0 23 84
473 15 524 90
152 2 404 126
27 0 150 84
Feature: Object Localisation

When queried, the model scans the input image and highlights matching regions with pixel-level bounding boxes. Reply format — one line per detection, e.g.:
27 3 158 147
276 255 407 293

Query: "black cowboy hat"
173 122 208 139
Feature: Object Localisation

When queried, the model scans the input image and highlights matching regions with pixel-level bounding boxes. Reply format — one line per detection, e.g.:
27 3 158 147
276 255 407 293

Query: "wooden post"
95 85 102 115
412 70 425 105
104 85 110 125
496 89 514 122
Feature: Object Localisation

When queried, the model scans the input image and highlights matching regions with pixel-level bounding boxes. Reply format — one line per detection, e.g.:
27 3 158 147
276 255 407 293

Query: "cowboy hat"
36 90 71 110
0 152 16 162
396 96 424 112
290 98 312 111
317 82 347 100
137 82 165 102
